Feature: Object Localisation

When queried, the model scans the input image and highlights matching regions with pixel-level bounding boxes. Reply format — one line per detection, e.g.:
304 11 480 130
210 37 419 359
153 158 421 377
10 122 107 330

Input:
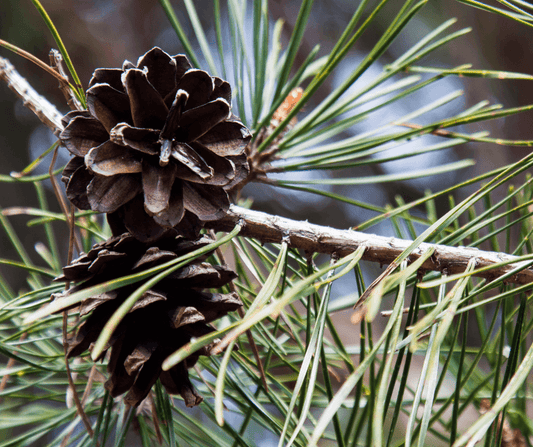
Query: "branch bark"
2 54 533 287
207 205 533 286
0 56 64 135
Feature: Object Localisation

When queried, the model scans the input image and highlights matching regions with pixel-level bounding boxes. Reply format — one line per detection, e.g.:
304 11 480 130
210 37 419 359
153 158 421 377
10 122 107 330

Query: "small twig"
0 332 28 399
193 365 228 410
48 145 83 253
60 202 91 445
351 262 399 324
48 146 68 214
0 39 71 85
236 306 269 391
210 231 269 392
148 393 164 445
397 121 486 141
68 204 78 266
62 311 94 438
0 55 64 135
49 49 83 111
81 364 98 406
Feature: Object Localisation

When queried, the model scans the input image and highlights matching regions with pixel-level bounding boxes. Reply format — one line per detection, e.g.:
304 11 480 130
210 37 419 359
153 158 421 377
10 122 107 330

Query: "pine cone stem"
62 311 94 438
210 231 269 392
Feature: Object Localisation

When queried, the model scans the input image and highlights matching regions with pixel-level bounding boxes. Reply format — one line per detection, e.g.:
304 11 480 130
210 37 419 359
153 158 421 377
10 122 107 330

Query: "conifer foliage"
1 0 533 446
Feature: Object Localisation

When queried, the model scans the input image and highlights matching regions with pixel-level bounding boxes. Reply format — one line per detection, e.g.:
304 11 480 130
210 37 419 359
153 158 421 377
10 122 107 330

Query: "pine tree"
1 1 533 446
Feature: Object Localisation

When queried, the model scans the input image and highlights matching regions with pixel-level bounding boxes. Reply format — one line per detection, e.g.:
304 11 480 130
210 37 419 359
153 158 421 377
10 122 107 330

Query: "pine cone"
60 47 251 241
54 232 242 407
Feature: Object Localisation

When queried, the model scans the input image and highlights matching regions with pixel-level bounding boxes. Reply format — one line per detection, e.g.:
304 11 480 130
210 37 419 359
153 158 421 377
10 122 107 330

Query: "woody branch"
2 54 533 287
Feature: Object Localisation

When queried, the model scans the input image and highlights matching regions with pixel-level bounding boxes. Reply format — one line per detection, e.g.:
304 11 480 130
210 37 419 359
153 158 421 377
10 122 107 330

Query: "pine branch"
0 56 63 136
207 205 533 285
2 54 533 287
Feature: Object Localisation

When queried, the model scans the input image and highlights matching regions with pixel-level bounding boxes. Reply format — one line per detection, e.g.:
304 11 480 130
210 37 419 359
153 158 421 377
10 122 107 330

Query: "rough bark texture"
0 56 64 136
206 205 533 286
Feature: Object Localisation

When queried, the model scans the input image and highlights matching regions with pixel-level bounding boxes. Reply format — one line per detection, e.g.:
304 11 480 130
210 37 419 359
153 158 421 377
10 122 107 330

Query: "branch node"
305 251 317 270
49 49 83 111
431 249 441 269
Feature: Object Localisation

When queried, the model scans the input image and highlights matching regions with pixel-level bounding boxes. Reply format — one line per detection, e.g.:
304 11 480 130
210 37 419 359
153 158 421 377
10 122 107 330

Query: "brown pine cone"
54 232 242 407
60 47 251 241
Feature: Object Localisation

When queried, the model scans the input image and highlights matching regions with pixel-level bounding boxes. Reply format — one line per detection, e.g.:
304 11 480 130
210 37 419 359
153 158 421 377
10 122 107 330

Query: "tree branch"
0 56 63 136
206 205 533 286
2 54 533 287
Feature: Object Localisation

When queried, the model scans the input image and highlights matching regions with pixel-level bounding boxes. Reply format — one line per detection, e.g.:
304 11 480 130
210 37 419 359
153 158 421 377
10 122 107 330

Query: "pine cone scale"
182 181 230 221
80 292 117 316
131 247 177 271
212 78 232 104
137 48 177 98
175 69 213 109
89 68 124 90
61 115 108 157
130 290 167 312
170 143 213 179
86 141 143 176
179 98 231 142
65 165 92 209
87 173 142 213
122 68 169 129
188 142 236 184
172 55 192 83
198 121 252 156
141 160 177 215
160 366 203 408
86 84 131 132
109 123 160 155
152 182 185 228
